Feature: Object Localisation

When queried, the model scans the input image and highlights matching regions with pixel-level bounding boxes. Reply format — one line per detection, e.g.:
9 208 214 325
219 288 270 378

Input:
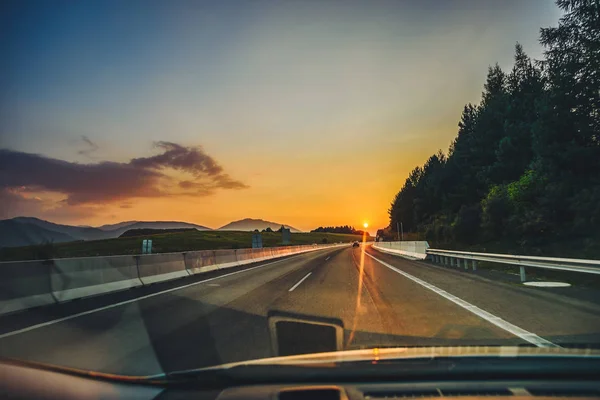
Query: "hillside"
0 217 211 248
97 221 138 231
0 220 76 248
11 217 107 241
119 228 196 238
219 218 301 232
0 230 364 261
107 221 210 237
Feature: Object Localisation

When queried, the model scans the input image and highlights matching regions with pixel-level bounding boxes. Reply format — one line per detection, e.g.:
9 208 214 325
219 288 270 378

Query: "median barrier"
51 255 141 302
0 243 345 316
262 248 274 260
214 249 239 269
0 260 56 315
184 250 218 274
235 248 256 266
372 241 429 260
251 248 269 263
137 253 189 284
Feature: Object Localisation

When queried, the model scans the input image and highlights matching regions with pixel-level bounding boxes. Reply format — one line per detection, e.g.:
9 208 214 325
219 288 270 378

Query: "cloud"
77 135 99 158
131 141 223 176
0 187 101 220
0 142 248 209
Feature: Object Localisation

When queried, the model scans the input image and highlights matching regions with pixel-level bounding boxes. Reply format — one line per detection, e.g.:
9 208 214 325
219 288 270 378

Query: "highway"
0 245 599 376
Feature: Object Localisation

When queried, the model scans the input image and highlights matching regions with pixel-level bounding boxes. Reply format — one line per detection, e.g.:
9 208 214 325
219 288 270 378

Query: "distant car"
352 241 360 247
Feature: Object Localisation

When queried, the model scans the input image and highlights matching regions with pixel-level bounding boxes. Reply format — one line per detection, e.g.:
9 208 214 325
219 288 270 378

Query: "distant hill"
218 218 301 232
11 217 107 241
109 221 210 237
0 219 76 248
97 221 138 231
0 217 211 248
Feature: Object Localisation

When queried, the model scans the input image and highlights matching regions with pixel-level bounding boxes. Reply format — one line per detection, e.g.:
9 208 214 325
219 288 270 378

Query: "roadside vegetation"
0 230 366 261
387 0 600 259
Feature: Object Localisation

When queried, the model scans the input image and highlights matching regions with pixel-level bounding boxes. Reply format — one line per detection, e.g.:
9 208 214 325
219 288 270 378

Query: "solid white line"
365 252 558 348
288 272 312 292
0 254 313 340
325 256 330 261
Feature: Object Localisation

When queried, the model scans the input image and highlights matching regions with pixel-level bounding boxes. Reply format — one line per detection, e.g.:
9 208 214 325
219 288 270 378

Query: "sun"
363 222 369 228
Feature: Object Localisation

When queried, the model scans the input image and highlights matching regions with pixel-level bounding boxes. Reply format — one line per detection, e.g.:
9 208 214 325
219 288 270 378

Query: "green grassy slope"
0 230 367 261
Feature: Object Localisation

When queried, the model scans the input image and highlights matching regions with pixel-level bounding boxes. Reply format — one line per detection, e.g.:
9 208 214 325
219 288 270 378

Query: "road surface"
0 245 599 376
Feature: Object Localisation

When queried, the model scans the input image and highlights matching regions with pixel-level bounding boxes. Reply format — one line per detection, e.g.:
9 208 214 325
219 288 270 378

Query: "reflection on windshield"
0 0 599 377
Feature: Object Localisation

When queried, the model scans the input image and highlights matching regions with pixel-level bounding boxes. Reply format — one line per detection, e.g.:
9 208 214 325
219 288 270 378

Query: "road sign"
142 239 153 254
281 227 291 245
252 233 263 248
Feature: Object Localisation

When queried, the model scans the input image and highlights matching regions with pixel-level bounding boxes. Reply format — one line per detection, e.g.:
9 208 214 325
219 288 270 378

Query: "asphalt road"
0 245 599 376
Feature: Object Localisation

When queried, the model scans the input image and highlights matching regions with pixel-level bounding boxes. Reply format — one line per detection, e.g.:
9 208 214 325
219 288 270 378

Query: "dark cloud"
0 143 248 208
131 141 223 176
77 136 99 157
0 188 101 220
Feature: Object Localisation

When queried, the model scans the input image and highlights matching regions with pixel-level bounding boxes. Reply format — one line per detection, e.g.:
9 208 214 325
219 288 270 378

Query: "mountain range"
0 217 210 248
218 218 301 232
0 217 301 248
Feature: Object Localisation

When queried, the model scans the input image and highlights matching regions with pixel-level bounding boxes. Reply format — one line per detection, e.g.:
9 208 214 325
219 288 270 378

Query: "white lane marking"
365 252 558 348
325 256 330 261
288 272 312 292
0 252 324 340
523 281 571 287
206 283 220 287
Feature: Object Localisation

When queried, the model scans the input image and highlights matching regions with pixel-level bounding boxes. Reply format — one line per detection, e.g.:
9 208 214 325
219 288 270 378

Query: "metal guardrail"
426 248 600 282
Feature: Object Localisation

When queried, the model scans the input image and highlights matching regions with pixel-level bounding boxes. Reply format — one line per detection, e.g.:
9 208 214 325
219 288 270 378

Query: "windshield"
1 0 599 379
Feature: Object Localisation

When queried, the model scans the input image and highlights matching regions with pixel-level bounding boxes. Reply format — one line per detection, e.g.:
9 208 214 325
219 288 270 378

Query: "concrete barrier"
184 250 218 274
138 253 189 284
261 248 274 260
236 249 252 266
0 243 347 316
51 255 141 302
214 249 239 269
0 260 56 315
251 248 269 263
372 241 429 260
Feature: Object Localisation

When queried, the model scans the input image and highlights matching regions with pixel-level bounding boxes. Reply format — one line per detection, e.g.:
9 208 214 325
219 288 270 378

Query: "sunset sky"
1 0 561 233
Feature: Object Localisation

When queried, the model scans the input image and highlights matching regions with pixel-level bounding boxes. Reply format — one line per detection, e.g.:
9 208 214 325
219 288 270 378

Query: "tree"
387 0 600 253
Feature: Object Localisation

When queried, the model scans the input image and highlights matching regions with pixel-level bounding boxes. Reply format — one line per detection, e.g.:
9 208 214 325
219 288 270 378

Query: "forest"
387 0 599 257
312 225 368 235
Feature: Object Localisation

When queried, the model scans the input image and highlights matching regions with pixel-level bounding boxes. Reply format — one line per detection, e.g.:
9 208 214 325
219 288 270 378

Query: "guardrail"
0 243 347 316
426 248 600 282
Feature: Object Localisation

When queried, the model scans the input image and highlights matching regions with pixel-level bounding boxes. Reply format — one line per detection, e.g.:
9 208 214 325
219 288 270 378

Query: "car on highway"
352 241 360 247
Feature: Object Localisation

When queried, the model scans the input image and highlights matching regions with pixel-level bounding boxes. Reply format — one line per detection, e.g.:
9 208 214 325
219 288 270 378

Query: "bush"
481 185 512 239
452 204 481 244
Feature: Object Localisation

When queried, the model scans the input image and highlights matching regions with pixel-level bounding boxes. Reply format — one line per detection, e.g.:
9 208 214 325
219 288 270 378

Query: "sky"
0 0 562 233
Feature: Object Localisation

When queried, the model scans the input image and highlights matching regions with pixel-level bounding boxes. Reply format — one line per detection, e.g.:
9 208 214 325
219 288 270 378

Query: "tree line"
311 225 367 235
388 0 599 255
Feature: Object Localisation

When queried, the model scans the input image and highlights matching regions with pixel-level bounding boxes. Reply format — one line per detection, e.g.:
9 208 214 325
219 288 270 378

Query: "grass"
0 230 367 261
469 260 600 288
429 234 600 288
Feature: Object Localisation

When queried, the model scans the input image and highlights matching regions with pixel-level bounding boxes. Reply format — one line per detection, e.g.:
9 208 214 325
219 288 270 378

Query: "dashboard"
1 361 599 400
